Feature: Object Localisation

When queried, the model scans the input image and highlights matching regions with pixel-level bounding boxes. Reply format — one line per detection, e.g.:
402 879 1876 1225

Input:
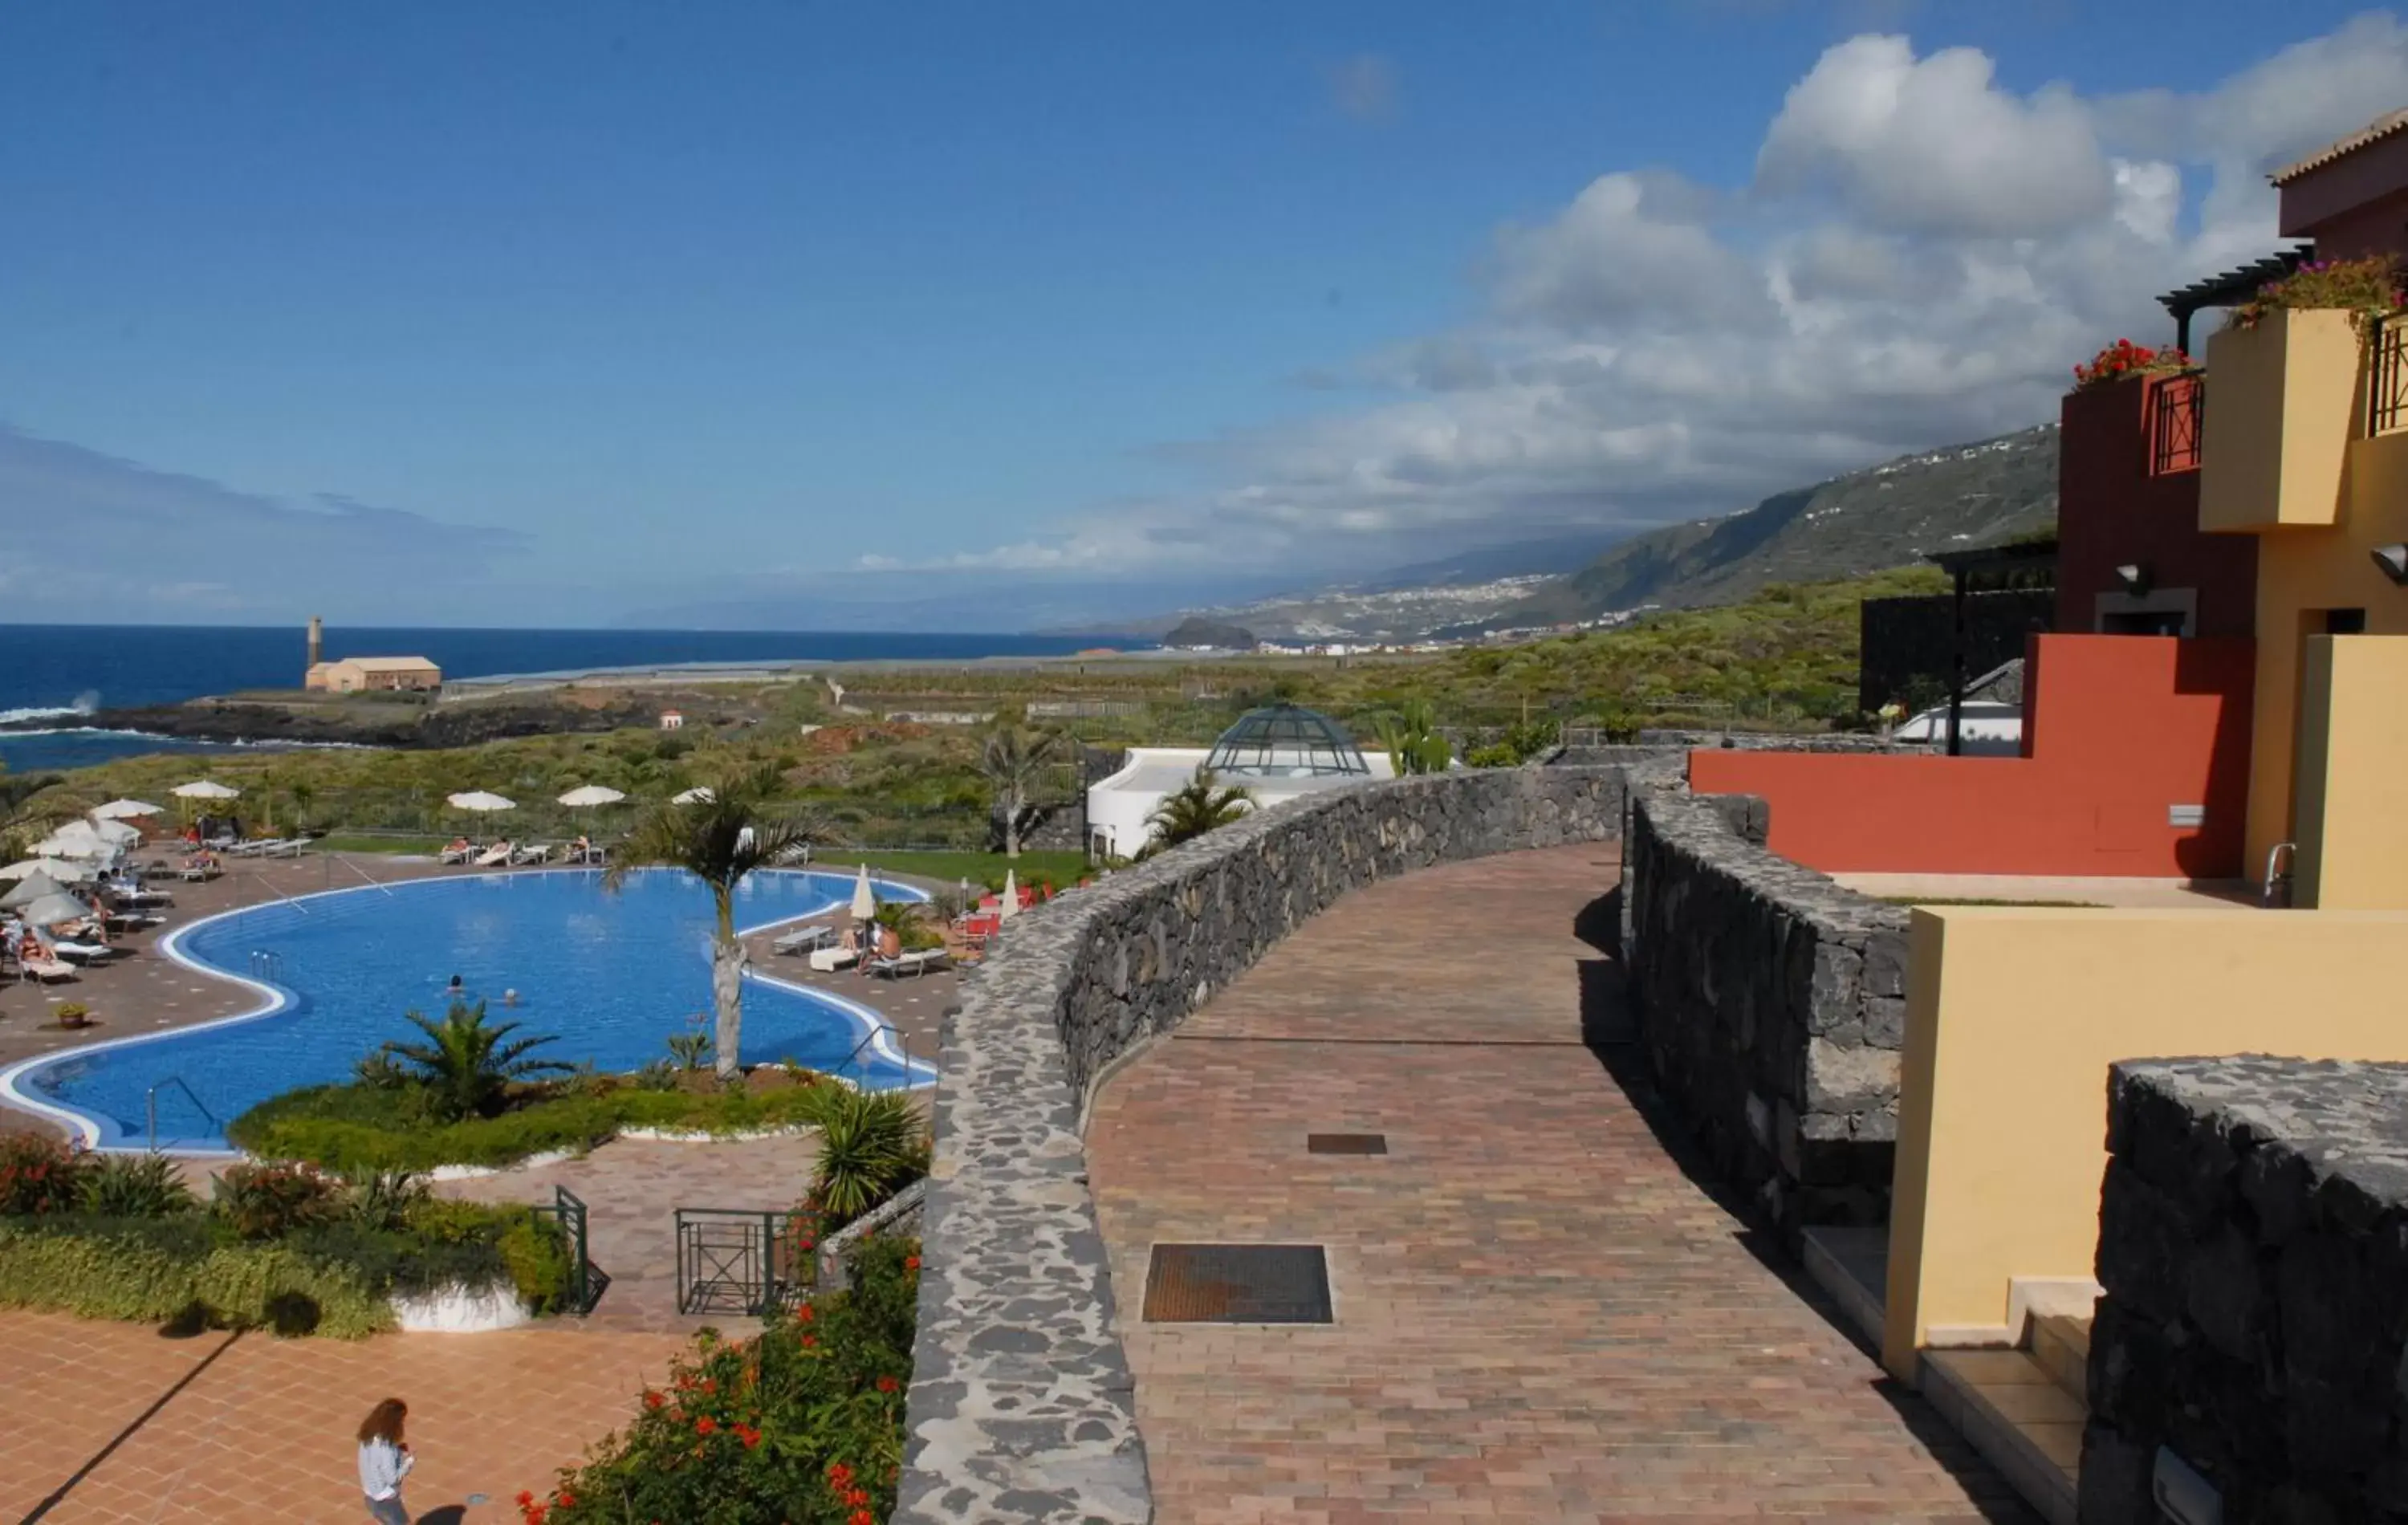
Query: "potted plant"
55 1002 91 1030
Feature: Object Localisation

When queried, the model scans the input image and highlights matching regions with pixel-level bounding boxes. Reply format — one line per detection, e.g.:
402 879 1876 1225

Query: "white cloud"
880 20 2408 588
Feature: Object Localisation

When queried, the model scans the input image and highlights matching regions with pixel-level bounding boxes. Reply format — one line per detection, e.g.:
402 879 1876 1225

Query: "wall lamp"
2115 563 2153 596
2373 543 2408 586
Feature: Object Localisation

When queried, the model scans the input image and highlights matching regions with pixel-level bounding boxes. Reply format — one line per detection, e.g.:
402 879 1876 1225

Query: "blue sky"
1 2 2400 627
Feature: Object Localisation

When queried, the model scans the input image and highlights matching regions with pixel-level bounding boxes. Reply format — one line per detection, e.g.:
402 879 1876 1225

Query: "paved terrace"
1085 846 2031 1523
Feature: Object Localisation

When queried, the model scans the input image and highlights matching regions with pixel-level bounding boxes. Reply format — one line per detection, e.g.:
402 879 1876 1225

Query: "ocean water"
10 868 929 1150
0 623 1133 773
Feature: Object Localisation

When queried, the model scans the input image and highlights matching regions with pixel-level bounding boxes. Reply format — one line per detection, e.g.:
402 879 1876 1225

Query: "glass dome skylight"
1202 704 1372 779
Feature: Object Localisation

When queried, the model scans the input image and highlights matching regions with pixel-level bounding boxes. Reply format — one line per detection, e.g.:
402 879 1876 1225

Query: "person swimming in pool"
445 974 466 1000
502 989 519 1007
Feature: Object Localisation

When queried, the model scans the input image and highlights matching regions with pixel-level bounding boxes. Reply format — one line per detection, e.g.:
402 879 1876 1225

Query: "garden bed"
230 1068 841 1173
0 1139 572 1336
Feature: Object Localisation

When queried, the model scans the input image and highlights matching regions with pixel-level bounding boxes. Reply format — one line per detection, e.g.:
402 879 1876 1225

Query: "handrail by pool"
837 1019 924 1088
146 1076 221 1153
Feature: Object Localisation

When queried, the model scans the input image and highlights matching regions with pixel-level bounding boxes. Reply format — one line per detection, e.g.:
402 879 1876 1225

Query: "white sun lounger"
867 949 950 979
775 924 838 955
264 837 314 858
177 861 223 882
47 940 119 965
474 843 515 868
511 843 551 865
18 956 77 984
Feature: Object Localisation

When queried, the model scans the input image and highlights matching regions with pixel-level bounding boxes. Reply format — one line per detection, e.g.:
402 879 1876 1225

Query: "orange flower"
695 1415 718 1436
905 1255 921 1271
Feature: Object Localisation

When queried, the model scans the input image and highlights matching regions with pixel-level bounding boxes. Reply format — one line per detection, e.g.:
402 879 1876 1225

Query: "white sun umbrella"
556 785 626 808
32 821 116 859
849 862 877 921
83 818 140 847
92 799 165 820
17 891 93 928
672 786 715 805
996 867 1019 921
0 858 92 885
172 780 242 801
0 870 74 909
446 791 517 813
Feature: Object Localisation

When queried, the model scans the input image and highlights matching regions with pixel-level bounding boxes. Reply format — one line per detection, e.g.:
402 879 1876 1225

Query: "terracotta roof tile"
2272 108 2408 185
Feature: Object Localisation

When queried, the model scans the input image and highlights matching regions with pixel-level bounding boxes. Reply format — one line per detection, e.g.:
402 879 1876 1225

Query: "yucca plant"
1142 767 1253 856
344 1168 428 1231
1373 698 1453 775
803 1088 930 1229
79 1152 193 1218
384 1001 571 1120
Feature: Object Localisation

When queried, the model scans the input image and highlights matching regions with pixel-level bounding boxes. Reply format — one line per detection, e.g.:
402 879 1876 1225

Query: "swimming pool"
4 868 929 1152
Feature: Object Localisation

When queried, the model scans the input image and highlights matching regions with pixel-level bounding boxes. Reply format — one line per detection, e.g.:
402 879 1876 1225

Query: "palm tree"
607 762 821 1082
1143 768 1254 856
1373 699 1453 775
978 717 1066 859
384 1001 570 1120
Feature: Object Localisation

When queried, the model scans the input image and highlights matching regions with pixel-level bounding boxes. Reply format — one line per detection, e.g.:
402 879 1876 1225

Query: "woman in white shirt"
356 1397 415 1524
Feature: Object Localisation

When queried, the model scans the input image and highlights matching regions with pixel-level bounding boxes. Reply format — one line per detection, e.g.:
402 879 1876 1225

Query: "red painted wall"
2054 378 2257 640
1690 635 2255 878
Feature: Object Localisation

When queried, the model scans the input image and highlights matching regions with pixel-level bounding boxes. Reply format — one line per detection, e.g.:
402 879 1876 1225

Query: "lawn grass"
807 848 1091 892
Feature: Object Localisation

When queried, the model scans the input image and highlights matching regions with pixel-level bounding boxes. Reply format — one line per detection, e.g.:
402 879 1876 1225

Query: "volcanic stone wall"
2082 1056 2408 1524
1622 781 1911 1238
897 766 1625 1524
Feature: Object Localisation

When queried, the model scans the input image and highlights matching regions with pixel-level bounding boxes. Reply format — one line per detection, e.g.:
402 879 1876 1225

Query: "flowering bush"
2227 255 2407 331
2071 338 2192 391
526 1235 920 1524
0 1133 83 1216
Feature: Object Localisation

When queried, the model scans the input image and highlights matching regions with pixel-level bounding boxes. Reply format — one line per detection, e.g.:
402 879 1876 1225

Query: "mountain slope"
1495 426 2058 628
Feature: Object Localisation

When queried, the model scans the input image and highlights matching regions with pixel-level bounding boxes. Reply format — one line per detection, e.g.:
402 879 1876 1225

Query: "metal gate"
674 1208 813 1316
545 1185 596 1313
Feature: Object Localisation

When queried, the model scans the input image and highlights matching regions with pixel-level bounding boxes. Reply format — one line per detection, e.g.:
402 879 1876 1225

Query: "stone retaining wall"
1622 781 1910 1238
898 766 1625 1524
2081 1056 2408 1523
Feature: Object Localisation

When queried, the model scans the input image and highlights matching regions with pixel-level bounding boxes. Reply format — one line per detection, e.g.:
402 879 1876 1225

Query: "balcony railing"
2372 315 2408 437
2149 371 2204 475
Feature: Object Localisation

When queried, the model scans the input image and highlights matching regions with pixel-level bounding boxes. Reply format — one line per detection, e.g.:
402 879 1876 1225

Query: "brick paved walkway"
0 1308 678 1522
1086 845 2031 1523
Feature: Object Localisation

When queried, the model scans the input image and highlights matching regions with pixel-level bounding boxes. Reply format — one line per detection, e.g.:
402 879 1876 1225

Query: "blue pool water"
7 869 927 1151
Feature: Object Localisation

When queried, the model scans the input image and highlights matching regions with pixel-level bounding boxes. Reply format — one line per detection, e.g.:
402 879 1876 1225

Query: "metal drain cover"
1307 1133 1388 1155
1142 1243 1332 1324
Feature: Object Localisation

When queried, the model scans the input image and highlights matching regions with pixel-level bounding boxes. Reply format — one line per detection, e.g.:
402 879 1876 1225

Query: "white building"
1086 704 1397 861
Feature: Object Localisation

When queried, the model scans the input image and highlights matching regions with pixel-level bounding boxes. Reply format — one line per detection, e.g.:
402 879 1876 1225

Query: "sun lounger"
511 843 551 865
103 911 163 933
227 839 286 858
437 842 476 865
177 860 223 882
867 949 950 979
807 946 861 974
47 940 118 965
473 843 515 868
18 956 76 984
775 924 838 956
265 837 313 858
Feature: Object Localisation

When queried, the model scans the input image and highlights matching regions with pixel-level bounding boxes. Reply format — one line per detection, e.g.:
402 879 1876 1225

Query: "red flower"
695 1415 718 1436
799 1304 815 1323
826 1462 856 1488
516 1494 535 1509
644 1389 665 1409
847 1487 870 1506
702 1378 717 1394
850 1512 874 1525
905 1255 921 1271
876 1375 900 1393
803 1333 818 1347
799 1237 816 1250
556 1493 576 1509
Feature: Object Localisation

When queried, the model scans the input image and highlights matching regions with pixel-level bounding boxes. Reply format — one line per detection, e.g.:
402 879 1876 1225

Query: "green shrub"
230 1078 832 1173
527 1238 921 1523
0 1218 393 1336
0 1133 83 1215
497 1213 577 1314
342 1169 429 1231
79 1153 194 1218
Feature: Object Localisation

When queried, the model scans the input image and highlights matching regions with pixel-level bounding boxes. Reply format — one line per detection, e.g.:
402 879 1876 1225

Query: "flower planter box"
2199 307 2360 531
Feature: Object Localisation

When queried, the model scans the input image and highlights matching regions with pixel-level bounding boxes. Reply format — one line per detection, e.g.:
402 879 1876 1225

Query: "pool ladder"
835 1020 929 1089
247 950 283 982
145 1076 221 1153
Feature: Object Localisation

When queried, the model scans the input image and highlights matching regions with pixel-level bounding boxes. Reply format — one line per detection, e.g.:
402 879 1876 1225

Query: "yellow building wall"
2294 636 2408 909
1881 905 2408 1380
2241 429 2408 875
2198 308 2360 532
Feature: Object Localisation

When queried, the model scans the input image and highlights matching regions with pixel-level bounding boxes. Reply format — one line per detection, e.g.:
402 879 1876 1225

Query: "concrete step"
1920 1348 2081 1525
2029 1310 2091 1403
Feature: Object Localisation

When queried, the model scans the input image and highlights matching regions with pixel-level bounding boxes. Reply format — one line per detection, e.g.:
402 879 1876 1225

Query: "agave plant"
79 1152 194 1218
383 1001 571 1120
344 1168 429 1231
1373 698 1453 776
803 1088 930 1228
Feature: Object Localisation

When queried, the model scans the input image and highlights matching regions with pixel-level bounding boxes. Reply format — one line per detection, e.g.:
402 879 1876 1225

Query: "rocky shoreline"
0 694 666 750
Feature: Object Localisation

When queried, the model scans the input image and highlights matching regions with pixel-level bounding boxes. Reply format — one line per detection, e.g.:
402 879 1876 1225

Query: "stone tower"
307 615 323 671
